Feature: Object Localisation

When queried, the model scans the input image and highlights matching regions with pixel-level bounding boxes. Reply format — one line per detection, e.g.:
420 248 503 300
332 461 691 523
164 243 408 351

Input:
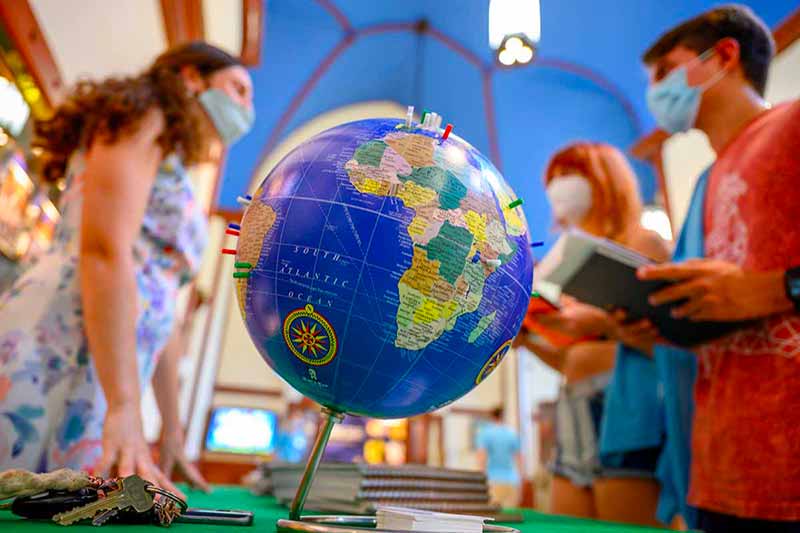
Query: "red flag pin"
441 123 453 142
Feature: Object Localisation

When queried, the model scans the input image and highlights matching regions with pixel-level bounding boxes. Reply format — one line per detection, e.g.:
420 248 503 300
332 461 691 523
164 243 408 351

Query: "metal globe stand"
275 408 519 533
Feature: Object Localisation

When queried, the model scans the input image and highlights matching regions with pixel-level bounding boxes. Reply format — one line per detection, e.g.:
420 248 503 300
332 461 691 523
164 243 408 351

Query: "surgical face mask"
546 174 593 228
646 49 726 134
198 88 255 146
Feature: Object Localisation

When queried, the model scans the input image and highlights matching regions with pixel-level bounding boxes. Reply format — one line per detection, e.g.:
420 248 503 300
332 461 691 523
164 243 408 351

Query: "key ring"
145 486 188 512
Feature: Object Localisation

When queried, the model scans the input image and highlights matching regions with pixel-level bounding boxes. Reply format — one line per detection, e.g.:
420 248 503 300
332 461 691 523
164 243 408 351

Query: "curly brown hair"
34 41 242 182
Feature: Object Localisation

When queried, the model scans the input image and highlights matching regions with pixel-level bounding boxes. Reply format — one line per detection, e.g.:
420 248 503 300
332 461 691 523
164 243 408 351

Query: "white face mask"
546 174 593 227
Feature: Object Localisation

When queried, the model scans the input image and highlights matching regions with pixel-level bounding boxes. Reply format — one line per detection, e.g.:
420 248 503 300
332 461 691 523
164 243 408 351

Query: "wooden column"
774 7 800 53
240 0 264 66
406 415 430 464
0 0 66 110
160 0 205 47
630 129 672 225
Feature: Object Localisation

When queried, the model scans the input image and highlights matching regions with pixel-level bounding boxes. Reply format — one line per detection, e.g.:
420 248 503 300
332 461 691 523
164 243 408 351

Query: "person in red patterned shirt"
618 5 800 533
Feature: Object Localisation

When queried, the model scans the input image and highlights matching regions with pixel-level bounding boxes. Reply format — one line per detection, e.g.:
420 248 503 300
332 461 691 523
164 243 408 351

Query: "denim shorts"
550 372 661 487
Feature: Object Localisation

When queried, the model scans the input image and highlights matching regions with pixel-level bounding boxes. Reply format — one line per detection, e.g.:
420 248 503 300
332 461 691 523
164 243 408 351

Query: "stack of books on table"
266 462 501 516
376 505 490 532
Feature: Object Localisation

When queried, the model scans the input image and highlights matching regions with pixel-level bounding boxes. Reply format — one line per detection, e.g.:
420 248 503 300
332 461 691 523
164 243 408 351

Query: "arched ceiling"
223 0 796 250
22 0 798 249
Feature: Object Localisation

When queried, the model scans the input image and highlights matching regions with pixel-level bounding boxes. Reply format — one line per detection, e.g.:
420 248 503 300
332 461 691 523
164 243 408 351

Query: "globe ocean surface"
235 118 533 418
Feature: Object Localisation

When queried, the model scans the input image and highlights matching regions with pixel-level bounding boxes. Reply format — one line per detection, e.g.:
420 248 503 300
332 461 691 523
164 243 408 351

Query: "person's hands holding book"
533 297 612 338
608 310 668 356
638 259 792 321
513 330 568 373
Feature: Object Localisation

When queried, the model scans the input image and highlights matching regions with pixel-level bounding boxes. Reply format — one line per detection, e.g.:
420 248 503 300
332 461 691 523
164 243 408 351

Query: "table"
2 486 670 532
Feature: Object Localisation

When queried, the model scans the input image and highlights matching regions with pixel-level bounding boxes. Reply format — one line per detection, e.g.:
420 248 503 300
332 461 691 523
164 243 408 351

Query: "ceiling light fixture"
489 0 540 68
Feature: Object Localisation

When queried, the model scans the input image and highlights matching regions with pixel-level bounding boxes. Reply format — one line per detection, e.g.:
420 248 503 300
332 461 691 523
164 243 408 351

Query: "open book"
535 230 748 347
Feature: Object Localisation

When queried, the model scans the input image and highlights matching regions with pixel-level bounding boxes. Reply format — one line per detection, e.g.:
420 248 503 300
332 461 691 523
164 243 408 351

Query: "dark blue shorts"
697 508 800 533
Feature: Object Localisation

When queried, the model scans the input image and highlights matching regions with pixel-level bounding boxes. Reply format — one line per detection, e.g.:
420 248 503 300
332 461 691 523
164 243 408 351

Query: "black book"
537 230 749 347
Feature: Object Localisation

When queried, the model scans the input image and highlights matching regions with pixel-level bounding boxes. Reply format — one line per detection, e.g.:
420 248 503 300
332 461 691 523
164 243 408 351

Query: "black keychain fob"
11 488 98 520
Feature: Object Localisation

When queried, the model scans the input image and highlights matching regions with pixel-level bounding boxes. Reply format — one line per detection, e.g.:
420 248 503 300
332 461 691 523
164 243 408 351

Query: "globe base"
276 408 519 533
276 515 520 532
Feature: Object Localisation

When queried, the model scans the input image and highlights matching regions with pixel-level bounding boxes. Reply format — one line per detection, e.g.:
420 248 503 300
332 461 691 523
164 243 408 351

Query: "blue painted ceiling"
222 0 795 249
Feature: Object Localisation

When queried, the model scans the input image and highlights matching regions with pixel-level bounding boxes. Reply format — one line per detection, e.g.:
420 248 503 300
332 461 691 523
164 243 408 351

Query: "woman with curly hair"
0 42 254 494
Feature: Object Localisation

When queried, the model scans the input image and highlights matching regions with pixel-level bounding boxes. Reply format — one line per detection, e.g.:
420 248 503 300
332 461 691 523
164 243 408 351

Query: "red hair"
544 142 643 241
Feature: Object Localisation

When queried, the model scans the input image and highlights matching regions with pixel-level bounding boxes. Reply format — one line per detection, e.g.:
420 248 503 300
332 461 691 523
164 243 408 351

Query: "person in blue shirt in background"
475 407 522 509
274 403 316 464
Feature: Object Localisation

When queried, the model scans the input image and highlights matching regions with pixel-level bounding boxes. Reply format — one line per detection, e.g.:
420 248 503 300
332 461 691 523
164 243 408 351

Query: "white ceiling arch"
30 0 243 88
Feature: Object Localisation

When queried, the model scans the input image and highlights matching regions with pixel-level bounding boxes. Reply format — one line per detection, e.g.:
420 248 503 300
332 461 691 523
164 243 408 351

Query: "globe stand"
288 408 345 522
275 408 519 533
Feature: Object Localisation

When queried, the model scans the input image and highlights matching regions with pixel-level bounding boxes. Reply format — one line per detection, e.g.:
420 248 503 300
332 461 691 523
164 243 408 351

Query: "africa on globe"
233 117 533 418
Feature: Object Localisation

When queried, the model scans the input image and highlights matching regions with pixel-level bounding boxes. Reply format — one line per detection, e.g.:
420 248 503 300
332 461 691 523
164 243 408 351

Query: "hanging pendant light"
489 0 540 67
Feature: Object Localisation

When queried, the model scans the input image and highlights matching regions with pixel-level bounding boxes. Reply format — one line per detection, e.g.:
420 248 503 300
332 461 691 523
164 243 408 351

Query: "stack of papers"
376 506 490 532
265 462 499 516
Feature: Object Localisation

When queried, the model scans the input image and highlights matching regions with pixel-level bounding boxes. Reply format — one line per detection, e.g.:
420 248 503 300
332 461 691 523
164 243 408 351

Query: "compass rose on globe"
475 340 513 385
282 304 338 366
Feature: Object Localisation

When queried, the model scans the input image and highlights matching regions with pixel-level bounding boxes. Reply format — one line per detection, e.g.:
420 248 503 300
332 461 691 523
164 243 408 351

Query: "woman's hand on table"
159 430 211 493
96 403 187 500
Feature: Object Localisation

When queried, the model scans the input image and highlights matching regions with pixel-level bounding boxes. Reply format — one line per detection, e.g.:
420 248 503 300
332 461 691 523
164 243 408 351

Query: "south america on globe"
233 118 533 418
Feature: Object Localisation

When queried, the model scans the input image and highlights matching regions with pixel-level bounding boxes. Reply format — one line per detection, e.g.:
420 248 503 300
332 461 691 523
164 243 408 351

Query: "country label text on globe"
234 118 533 418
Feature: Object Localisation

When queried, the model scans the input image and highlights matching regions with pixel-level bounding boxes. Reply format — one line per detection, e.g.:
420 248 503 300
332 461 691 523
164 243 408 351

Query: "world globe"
233 118 533 418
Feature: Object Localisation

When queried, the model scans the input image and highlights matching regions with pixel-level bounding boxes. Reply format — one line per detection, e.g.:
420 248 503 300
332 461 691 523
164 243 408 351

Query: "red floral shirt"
690 100 800 520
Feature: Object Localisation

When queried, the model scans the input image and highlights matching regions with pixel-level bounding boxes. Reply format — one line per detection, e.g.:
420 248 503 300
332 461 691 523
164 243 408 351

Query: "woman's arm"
80 108 162 414
513 333 567 373
152 325 210 491
152 327 182 443
78 109 180 495
532 299 613 339
629 228 672 263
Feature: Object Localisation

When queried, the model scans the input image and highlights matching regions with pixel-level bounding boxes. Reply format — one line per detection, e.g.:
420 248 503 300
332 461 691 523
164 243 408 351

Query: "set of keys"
2 469 253 527
10 474 187 527
52 475 184 526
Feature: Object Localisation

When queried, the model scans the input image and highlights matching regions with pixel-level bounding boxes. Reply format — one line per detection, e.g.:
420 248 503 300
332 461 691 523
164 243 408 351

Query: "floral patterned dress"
0 153 207 471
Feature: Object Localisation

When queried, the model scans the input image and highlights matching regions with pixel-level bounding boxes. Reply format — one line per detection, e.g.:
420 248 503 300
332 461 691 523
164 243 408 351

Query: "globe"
234 118 533 418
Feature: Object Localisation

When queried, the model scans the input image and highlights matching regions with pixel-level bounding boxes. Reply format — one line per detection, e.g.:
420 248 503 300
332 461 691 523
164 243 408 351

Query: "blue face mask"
198 88 255 146
646 49 725 134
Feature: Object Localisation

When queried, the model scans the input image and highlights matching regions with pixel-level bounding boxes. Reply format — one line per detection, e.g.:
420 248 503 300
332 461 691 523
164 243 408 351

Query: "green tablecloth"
1 486 669 532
